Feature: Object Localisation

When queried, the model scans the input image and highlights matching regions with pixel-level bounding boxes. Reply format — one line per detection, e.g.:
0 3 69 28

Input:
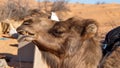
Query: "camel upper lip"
17 30 35 36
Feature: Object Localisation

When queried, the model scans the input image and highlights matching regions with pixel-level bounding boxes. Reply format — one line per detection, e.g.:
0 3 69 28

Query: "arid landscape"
0 0 120 68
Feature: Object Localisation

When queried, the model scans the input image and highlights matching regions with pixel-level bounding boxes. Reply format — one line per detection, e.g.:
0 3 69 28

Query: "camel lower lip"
18 35 35 42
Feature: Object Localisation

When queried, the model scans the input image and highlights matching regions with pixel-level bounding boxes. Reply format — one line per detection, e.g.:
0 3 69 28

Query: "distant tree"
51 0 70 12
96 1 101 5
0 0 31 21
96 1 106 5
101 2 106 4
37 0 70 13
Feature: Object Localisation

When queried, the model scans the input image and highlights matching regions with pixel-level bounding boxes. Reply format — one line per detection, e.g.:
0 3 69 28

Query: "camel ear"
86 23 97 34
81 19 98 38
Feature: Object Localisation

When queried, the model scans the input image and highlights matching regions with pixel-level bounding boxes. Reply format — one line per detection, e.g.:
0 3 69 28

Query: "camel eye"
55 30 64 34
23 19 33 25
24 22 30 25
54 26 66 35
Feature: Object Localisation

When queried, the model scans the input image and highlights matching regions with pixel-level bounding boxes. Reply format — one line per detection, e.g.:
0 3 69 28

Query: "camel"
17 17 102 68
1 19 22 38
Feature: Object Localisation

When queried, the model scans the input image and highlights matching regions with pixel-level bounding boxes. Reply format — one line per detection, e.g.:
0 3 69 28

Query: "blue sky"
70 0 120 4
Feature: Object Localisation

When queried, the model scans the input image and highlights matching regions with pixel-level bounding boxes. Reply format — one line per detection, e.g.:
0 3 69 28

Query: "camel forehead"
33 18 54 25
23 17 54 27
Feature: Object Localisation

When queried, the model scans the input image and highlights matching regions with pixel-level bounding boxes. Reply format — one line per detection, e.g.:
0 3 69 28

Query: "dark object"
102 26 120 55
99 26 120 68
11 33 19 39
0 55 11 62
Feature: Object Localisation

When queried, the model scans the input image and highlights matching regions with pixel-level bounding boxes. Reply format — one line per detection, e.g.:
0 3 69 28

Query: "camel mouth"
18 30 35 36
17 30 36 42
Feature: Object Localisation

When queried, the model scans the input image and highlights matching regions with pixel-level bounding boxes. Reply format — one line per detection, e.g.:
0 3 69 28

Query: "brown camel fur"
17 17 102 68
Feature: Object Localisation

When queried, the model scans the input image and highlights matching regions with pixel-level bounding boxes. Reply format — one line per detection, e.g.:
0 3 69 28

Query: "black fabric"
104 26 120 45
99 26 120 68
103 26 120 55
